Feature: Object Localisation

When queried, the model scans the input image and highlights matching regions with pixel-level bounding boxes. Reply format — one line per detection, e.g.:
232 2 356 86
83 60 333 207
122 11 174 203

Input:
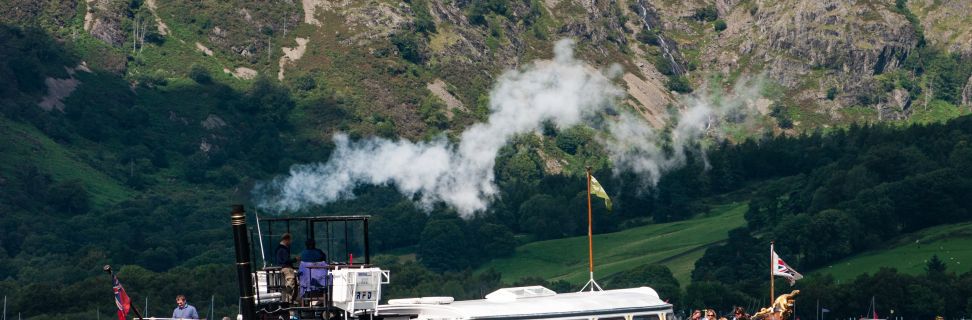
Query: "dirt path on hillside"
426 79 466 119
278 37 309 80
83 0 95 31
145 0 170 35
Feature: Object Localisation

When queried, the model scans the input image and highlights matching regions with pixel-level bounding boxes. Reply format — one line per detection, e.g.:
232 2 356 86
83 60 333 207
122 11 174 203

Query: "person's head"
734 307 746 317
693 310 702 319
706 309 717 318
280 233 292 246
176 295 187 307
305 239 315 249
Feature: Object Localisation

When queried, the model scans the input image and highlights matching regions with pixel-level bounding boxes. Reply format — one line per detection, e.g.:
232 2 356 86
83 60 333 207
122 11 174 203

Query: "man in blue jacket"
172 294 199 319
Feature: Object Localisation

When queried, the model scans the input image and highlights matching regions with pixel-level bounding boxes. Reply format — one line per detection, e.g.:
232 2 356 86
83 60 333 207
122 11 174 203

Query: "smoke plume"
255 39 764 217
256 39 623 215
603 77 765 185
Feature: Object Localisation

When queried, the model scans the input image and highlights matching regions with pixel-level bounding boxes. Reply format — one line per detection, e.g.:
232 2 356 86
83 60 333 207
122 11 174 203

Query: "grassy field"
815 222 972 281
476 202 748 286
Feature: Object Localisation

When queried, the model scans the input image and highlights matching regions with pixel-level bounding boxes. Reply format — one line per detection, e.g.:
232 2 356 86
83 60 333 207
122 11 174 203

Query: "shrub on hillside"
714 19 727 32
391 33 426 64
637 28 659 46
666 75 693 93
693 5 718 22
654 55 674 76
188 64 211 84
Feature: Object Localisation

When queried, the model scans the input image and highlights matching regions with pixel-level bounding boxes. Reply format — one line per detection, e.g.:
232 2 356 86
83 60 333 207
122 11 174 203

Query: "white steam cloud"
255 39 764 217
604 77 765 185
256 40 622 215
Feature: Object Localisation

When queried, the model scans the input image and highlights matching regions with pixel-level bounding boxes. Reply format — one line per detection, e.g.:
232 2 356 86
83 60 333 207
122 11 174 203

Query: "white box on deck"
330 267 390 312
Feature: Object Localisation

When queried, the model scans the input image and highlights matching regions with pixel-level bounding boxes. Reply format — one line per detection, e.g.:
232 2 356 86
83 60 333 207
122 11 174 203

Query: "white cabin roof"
377 286 672 320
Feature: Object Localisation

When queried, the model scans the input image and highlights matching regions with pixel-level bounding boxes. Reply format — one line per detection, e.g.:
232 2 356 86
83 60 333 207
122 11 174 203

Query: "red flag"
112 274 131 320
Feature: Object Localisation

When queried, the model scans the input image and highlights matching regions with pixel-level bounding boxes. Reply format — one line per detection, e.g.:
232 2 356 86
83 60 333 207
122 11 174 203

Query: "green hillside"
815 222 972 281
477 202 748 286
0 116 132 206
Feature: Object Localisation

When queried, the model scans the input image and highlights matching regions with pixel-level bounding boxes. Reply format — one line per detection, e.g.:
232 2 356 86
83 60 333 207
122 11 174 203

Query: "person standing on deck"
172 295 199 319
275 233 300 304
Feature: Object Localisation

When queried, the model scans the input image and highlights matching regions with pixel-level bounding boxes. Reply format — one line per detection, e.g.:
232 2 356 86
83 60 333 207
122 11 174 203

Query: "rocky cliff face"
85 0 129 47
3 0 967 134
909 0 972 57
691 0 919 120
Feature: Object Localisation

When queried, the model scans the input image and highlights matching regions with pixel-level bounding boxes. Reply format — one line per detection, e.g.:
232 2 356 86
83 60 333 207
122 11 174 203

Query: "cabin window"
633 314 661 320
598 316 626 320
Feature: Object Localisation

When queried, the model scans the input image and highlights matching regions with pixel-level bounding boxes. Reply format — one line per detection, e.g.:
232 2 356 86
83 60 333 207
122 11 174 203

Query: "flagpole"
579 166 602 292
587 166 593 278
104 265 145 320
770 241 775 307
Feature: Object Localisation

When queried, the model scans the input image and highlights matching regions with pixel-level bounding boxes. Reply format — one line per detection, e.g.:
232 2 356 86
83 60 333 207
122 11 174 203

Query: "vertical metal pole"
344 221 350 263
145 296 148 317
363 219 370 265
326 222 332 262
255 211 267 269
231 205 256 320
770 241 775 307
586 167 594 276
3 295 6 320
211 295 215 320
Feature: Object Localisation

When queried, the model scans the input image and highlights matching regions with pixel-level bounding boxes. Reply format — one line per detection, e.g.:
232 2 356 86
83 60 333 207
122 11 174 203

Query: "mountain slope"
815 221 972 281
477 202 747 286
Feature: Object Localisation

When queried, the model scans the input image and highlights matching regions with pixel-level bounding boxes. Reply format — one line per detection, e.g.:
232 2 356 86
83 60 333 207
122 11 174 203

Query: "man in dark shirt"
300 239 327 263
275 233 298 267
274 233 299 305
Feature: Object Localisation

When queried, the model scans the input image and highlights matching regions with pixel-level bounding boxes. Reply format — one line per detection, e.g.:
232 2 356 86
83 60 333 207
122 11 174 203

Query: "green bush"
654 55 674 76
636 28 659 45
714 19 727 32
411 0 437 34
467 0 511 26
693 5 718 22
827 87 838 100
391 32 426 64
666 75 693 93
188 64 211 84
292 74 317 91
556 127 588 154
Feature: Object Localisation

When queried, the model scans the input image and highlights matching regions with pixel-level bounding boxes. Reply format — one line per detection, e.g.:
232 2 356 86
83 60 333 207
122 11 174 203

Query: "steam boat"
229 205 674 320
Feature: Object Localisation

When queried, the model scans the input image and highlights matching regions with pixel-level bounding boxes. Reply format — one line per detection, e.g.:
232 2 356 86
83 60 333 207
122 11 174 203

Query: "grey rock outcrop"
86 0 127 46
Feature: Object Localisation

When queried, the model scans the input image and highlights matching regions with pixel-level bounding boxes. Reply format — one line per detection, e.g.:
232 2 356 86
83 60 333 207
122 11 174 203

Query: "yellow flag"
590 175 612 211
